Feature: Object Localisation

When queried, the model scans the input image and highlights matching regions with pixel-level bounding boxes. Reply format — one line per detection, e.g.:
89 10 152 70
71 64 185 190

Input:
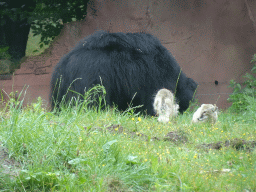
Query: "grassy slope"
0 96 255 191
0 31 255 191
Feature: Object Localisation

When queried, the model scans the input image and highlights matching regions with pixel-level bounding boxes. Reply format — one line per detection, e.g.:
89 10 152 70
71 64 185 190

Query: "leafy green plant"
0 46 22 74
228 54 256 112
0 46 10 59
30 1 89 48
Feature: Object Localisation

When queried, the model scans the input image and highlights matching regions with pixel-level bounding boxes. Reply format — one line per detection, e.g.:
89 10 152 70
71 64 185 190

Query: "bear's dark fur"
50 31 198 114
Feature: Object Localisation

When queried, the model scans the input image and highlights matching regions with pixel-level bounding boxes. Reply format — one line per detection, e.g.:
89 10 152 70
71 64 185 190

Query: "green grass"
0 94 255 191
25 29 51 57
3 29 255 191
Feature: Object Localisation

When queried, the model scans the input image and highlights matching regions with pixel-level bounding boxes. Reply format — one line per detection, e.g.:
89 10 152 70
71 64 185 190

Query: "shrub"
227 54 256 112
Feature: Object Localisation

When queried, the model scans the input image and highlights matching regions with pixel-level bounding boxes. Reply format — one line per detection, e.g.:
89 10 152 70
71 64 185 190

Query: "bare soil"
0 142 20 178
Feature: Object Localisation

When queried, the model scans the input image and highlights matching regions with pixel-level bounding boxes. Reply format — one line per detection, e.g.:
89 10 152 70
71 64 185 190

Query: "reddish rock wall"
1 0 256 109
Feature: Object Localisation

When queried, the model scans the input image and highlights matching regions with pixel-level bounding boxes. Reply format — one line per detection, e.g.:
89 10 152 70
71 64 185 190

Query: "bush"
227 54 256 112
0 46 10 59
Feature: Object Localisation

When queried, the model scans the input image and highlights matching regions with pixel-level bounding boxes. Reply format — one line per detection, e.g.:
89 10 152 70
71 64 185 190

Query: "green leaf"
251 65 256 73
244 73 255 81
126 155 138 165
68 158 87 165
102 140 117 153
251 54 256 63
0 46 9 53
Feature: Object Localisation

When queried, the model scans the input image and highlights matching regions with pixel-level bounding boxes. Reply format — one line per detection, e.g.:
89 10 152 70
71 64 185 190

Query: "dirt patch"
198 138 256 151
105 177 129 192
163 131 188 143
0 142 20 178
106 124 125 134
86 124 187 144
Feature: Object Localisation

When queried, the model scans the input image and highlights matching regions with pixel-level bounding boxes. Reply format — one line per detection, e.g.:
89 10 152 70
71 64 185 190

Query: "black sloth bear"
50 31 198 115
